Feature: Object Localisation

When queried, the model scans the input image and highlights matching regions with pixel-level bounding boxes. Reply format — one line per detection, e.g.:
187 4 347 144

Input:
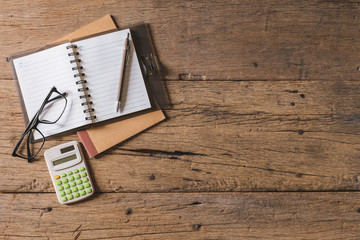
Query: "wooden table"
1 1 360 239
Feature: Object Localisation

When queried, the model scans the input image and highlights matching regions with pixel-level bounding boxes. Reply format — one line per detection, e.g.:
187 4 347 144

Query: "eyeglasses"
12 87 67 162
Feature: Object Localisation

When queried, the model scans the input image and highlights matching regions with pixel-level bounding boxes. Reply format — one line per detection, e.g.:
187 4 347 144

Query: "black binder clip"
141 54 157 77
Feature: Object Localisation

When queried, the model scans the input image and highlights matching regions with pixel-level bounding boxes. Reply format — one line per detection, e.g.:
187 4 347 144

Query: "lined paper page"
13 43 88 139
73 29 151 123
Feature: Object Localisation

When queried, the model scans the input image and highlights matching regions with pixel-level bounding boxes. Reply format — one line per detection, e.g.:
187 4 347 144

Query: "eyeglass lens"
13 88 67 161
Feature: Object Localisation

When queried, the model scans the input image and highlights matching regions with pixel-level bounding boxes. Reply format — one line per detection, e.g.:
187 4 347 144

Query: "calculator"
44 141 94 204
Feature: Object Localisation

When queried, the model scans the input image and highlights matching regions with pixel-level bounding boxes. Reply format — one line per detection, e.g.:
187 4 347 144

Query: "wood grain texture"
2 1 360 239
1 192 360 240
1 0 360 80
2 79 360 193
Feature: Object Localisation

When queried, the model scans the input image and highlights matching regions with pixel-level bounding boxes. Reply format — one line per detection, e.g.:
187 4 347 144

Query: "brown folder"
55 15 166 157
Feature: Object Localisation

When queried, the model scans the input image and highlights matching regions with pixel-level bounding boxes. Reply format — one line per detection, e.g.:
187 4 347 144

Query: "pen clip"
124 33 130 65
124 45 130 65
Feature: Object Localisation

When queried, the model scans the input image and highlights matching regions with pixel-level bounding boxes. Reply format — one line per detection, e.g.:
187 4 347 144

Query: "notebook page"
13 43 88 139
73 29 151 123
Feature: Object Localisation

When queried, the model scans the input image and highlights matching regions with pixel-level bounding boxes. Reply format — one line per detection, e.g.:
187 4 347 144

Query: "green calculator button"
64 184 70 189
59 191 65 196
56 180 62 185
60 173 66 178
80 190 86 196
73 169 79 173
80 172 87 177
79 167 85 171
75 174 81 179
72 187 78 192
67 171 73 175
84 183 91 188
61 197 67 202
76 180 82 185
82 177 89 183
65 189 72 194
74 192 80 198
78 185 84 190
70 182 76 187
67 194 74 200
58 186 64 191
68 176 75 181
62 178 68 183
86 188 92 194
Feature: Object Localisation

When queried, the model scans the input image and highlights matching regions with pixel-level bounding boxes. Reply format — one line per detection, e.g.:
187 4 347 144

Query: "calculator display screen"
60 145 75 154
53 154 77 166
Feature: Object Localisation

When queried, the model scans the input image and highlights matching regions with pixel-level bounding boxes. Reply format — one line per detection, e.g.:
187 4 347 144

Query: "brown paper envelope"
53 15 118 43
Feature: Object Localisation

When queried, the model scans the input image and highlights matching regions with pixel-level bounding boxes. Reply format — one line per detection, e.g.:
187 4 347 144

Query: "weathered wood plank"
1 1 360 80
2 79 360 192
1 192 360 239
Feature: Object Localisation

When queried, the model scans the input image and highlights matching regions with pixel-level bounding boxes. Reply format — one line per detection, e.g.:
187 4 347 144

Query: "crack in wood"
167 155 329 179
72 224 82 240
178 73 206 80
126 149 207 157
73 231 81 240
183 178 202 182
284 90 299 93
31 207 52 217
265 15 269 32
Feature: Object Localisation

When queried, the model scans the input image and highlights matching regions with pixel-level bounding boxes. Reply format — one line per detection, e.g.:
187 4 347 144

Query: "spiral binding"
79 94 91 99
70 59 81 63
67 43 96 121
68 52 79 56
75 80 87 84
72 66 83 70
83 108 95 113
85 116 97 120
81 101 93 106
77 87 89 92
74 73 85 78
66 44 77 50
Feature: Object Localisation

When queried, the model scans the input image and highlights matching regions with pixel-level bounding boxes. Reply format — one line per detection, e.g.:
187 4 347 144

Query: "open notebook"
11 29 151 140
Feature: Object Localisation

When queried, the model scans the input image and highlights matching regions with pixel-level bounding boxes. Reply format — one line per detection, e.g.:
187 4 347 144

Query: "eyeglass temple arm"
15 110 40 144
48 92 67 103
26 130 32 160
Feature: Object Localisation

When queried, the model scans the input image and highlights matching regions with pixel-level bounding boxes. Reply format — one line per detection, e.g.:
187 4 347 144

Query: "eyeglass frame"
12 86 67 162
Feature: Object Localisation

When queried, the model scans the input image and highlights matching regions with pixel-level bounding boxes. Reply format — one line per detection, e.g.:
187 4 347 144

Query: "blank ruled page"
13 43 88 139
73 29 151 123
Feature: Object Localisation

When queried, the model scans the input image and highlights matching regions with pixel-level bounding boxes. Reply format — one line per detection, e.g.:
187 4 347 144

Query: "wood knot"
44 207 52 212
297 129 304 135
192 224 202 231
355 176 360 182
125 208 133 215
252 62 258 67
149 174 155 180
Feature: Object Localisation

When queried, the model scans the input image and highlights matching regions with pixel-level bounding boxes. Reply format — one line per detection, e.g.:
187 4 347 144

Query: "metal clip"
141 54 157 77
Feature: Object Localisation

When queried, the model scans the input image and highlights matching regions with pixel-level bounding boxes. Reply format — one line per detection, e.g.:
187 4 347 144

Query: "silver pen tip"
116 101 121 112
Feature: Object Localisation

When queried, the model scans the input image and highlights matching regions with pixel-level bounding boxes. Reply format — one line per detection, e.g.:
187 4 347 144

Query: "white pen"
116 33 130 112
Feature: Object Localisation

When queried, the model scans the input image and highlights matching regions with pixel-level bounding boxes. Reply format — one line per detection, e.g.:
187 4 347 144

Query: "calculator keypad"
55 167 93 203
